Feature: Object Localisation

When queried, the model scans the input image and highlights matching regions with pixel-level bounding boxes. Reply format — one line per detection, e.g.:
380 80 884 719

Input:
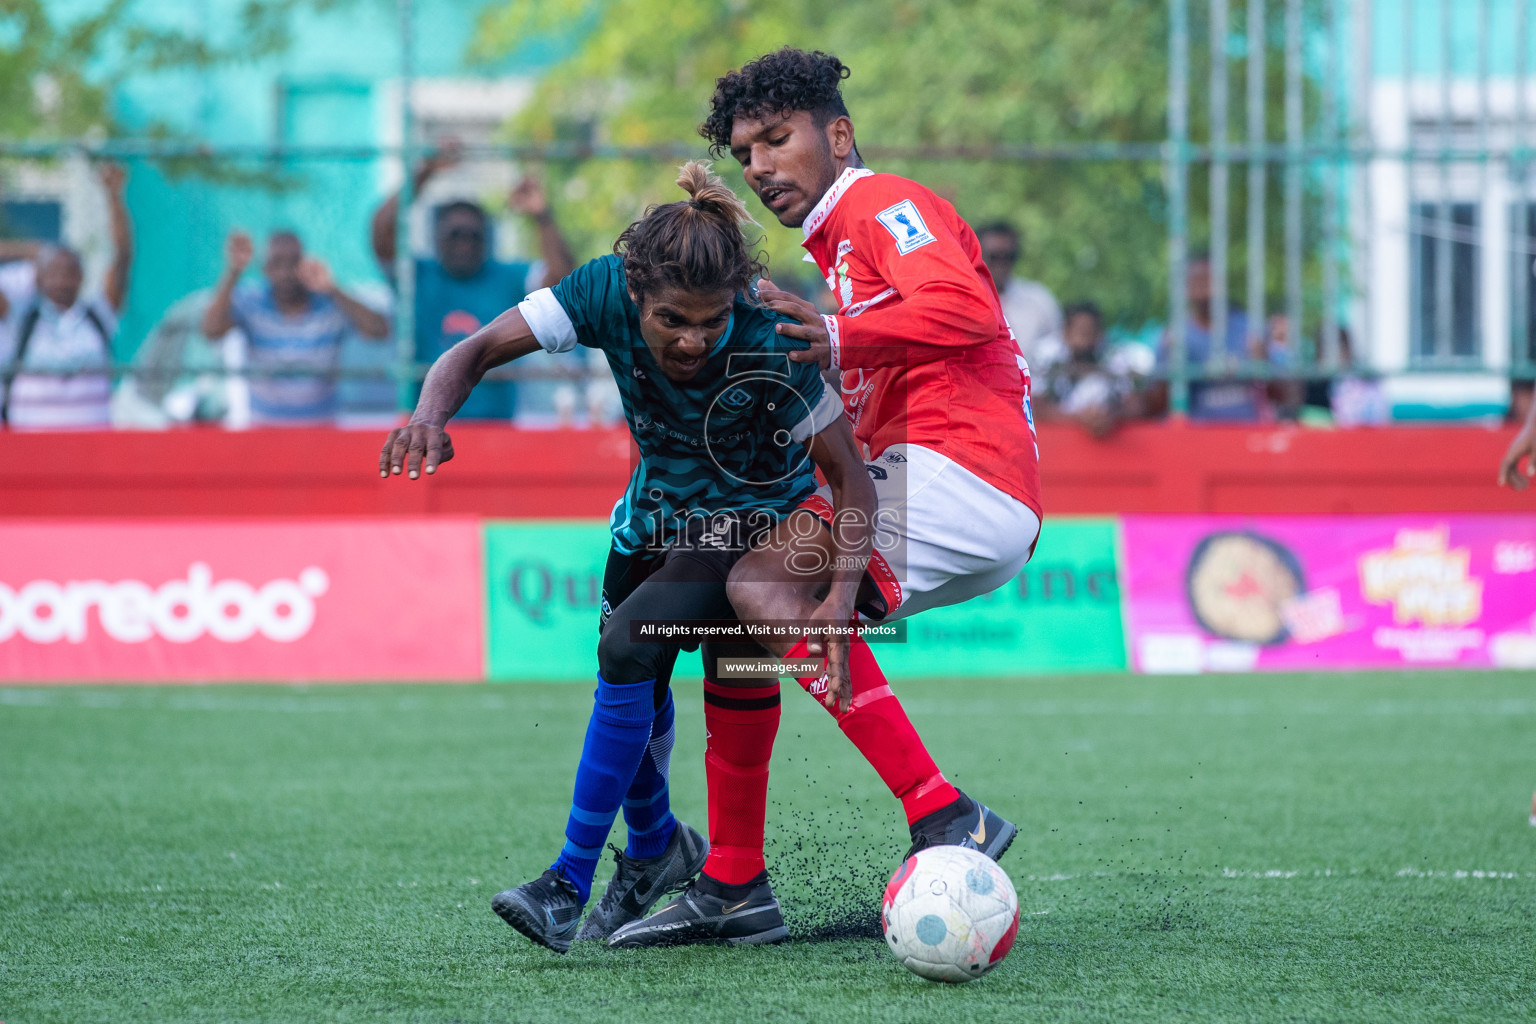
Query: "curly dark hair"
616 161 766 304
699 48 852 157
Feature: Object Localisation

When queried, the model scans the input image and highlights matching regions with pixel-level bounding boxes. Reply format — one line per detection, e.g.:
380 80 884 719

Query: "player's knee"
724 570 765 622
728 563 820 626
596 617 663 686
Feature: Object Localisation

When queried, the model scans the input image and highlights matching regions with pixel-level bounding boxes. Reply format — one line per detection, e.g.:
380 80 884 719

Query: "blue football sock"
551 674 657 903
622 691 677 859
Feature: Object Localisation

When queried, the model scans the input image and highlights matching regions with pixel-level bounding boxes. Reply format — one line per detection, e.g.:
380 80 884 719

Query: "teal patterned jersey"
517 255 843 554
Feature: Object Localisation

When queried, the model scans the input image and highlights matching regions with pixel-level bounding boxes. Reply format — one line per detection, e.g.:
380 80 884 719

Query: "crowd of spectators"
1011 243 1395 435
0 148 621 432
0 160 1513 434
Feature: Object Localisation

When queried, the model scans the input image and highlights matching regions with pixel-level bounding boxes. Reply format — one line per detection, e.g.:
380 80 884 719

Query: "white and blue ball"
880 845 1020 983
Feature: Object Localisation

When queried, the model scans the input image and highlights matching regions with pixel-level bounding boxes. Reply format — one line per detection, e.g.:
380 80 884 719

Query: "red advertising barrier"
0 520 482 683
0 422 1525 519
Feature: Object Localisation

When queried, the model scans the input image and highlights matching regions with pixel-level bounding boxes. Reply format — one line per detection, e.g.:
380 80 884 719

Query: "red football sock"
701 679 781 886
788 635 959 825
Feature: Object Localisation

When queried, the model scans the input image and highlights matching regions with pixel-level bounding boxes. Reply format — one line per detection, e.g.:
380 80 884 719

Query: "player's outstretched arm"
1498 398 1536 490
378 307 542 480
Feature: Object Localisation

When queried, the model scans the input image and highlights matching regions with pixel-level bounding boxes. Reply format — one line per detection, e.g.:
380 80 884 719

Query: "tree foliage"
0 0 359 203
0 0 129 141
0 0 355 141
476 0 1325 325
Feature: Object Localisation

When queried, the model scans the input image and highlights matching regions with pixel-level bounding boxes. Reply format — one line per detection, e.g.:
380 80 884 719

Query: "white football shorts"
801 443 1041 622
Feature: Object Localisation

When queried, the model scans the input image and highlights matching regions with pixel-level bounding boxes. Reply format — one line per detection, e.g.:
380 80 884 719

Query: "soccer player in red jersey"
611 49 1043 948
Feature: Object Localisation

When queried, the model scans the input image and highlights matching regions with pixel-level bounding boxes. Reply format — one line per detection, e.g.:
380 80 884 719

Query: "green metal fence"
2 0 1533 424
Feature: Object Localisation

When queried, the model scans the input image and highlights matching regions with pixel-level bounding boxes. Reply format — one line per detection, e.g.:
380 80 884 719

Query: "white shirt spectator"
0 261 35 360
1 272 117 430
998 276 1066 373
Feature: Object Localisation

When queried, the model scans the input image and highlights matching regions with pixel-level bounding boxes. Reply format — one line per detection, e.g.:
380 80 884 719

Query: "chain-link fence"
1 0 1532 428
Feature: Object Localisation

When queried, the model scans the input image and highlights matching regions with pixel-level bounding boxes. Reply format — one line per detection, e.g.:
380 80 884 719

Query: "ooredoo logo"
0 563 330 645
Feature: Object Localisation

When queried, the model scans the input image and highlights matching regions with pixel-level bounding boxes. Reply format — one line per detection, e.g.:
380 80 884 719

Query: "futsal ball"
881 846 1020 983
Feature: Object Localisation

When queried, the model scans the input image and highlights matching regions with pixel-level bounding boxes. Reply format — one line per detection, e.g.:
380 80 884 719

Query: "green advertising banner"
483 518 1127 682
875 518 1127 677
484 521 612 682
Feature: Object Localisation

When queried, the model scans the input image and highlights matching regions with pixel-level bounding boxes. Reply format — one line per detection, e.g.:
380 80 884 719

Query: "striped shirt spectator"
0 267 116 429
230 283 352 423
202 229 389 426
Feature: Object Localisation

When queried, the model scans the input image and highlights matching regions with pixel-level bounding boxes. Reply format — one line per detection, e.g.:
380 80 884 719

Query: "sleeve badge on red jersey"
875 199 937 254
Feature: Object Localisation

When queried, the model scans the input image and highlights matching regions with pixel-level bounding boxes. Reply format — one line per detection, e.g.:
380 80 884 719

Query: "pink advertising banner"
0 520 482 682
1122 515 1536 673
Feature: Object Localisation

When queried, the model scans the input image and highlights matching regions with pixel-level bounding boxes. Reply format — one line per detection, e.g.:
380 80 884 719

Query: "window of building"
1410 201 1480 363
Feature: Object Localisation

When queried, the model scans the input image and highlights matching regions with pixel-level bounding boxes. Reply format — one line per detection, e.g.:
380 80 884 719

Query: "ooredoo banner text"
0 520 482 682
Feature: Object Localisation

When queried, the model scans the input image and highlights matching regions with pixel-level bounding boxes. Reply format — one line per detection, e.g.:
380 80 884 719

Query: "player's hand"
298 257 336 296
803 600 854 715
1497 422 1536 491
418 138 463 182
508 177 549 218
379 423 454 480
758 282 832 370
225 231 254 275
97 161 127 194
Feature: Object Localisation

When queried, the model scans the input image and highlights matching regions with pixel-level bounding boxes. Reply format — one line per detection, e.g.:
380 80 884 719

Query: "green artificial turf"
1 672 1533 1023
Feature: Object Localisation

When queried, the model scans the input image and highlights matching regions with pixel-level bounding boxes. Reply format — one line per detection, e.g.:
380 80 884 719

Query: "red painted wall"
0 422 1525 518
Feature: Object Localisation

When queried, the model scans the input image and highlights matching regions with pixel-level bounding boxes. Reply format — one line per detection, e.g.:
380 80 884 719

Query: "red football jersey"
800 168 1042 518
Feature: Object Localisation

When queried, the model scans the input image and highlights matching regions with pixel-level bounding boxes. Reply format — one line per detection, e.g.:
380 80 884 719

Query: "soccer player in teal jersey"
380 163 877 951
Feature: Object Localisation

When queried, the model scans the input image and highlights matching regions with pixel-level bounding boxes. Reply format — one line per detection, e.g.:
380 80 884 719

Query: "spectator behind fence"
1033 302 1138 437
370 144 577 420
1293 323 1389 427
978 221 1064 372
202 230 390 425
1145 254 1285 421
0 163 132 429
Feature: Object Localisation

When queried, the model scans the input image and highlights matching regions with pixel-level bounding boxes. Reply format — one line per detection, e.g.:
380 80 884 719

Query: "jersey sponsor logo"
719 386 755 411
824 239 855 307
875 200 937 254
882 451 907 464
866 464 889 481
